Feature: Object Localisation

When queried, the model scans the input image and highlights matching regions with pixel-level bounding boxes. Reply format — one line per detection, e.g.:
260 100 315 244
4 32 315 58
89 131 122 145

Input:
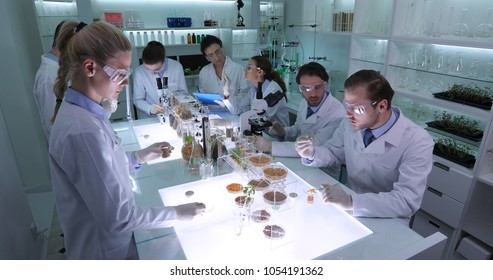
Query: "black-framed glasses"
298 82 326 93
205 48 224 61
343 100 379 115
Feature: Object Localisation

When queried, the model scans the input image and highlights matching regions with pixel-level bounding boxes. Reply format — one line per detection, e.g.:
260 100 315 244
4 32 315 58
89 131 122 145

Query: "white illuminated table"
158 168 372 260
111 116 445 260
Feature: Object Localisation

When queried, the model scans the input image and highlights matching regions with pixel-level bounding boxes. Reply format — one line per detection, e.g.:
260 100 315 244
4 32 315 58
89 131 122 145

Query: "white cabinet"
349 0 493 259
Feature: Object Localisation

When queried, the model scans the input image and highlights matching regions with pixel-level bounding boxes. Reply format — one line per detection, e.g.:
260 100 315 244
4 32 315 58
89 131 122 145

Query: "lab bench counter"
111 117 446 260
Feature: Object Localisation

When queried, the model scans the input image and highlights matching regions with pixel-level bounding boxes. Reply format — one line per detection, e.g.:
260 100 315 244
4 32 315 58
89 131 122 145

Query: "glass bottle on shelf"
405 0 416 36
452 9 470 37
170 30 176 45
469 59 479 78
435 50 445 72
431 7 444 37
129 31 135 46
452 51 464 74
187 33 192 44
446 6 455 36
474 8 493 38
136 31 142 47
143 31 149 45
164 31 169 44
419 47 430 69
486 59 493 81
416 0 429 36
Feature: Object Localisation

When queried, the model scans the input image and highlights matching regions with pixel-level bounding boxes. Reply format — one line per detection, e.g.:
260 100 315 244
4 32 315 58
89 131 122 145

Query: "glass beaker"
200 158 214 180
452 9 470 37
474 8 493 38
188 140 203 174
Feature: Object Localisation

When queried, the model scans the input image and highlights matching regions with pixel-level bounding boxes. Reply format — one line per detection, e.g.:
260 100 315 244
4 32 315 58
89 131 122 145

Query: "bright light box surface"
159 165 372 260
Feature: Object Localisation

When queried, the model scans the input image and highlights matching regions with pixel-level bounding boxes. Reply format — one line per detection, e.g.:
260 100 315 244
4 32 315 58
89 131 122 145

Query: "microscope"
156 77 170 123
236 0 245 27
240 82 286 136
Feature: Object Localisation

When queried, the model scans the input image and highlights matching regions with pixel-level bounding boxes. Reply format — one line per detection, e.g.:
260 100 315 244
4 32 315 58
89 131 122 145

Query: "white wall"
284 0 351 98
0 0 51 192
0 0 51 259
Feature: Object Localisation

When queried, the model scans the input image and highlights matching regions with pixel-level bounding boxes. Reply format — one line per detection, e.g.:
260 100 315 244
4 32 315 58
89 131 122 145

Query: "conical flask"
188 139 203 174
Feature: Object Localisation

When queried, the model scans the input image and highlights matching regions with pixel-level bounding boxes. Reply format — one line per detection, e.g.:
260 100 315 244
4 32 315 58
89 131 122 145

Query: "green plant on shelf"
434 138 474 160
433 111 480 134
445 84 492 105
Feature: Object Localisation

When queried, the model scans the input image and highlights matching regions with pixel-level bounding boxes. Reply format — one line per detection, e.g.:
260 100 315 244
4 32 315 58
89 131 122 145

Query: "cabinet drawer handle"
428 220 440 229
433 162 449 171
427 186 443 197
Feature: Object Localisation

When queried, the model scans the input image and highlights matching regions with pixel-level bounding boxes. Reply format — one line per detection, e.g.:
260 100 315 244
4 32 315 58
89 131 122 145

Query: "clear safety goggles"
102 64 132 85
343 100 378 115
298 82 326 93
245 64 261 72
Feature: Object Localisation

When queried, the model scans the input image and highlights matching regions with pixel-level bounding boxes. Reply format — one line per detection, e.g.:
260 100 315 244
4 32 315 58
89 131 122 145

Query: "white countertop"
111 114 444 260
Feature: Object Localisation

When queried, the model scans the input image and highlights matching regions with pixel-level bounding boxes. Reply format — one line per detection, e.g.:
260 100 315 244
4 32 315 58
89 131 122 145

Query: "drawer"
412 210 454 239
427 161 473 203
456 236 492 260
420 186 464 228
411 211 453 259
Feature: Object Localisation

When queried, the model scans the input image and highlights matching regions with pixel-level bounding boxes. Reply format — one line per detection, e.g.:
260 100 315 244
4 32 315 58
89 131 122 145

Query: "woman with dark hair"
222 55 289 126
133 41 188 118
198 35 249 102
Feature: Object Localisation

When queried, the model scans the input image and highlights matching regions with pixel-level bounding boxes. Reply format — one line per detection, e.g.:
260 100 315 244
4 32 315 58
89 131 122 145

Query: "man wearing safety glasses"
295 69 434 222
254 62 346 179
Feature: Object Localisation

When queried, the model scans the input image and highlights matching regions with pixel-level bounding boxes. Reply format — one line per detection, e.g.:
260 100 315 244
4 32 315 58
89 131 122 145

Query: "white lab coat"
272 93 346 179
272 92 346 157
223 80 290 126
198 56 249 96
133 58 187 118
304 108 434 218
33 54 58 141
49 89 177 259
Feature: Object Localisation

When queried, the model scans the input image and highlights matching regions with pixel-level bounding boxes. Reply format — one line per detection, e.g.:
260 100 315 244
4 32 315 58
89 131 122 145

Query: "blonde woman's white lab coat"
49 89 177 259
304 108 434 218
223 80 290 126
272 92 346 157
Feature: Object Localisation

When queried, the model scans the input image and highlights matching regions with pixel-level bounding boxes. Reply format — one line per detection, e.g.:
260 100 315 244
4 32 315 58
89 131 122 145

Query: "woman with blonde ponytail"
49 21 205 260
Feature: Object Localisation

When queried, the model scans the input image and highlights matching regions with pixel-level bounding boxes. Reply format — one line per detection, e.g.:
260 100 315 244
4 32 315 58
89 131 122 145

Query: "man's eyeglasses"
298 82 326 93
205 48 224 61
245 65 260 72
101 63 132 85
343 100 379 115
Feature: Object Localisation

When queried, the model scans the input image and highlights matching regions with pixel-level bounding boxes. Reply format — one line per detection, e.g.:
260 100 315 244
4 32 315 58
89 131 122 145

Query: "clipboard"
192 92 223 105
